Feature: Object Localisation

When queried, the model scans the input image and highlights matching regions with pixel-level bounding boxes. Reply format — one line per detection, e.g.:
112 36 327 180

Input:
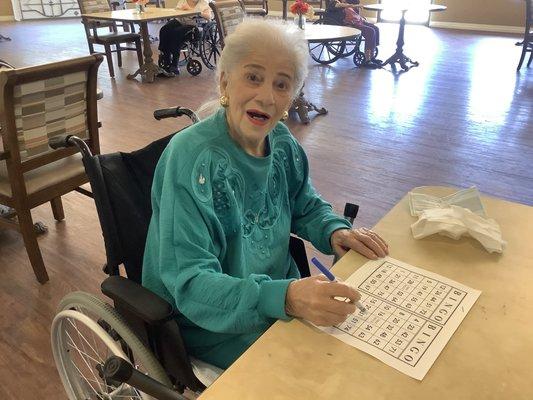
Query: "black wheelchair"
50 107 359 400
158 18 222 76
309 0 379 67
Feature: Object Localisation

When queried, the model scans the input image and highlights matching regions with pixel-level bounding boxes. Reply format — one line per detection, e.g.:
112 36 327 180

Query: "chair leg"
527 49 532 67
18 208 49 283
87 40 95 54
117 44 123 67
135 38 144 67
104 43 115 78
50 197 65 221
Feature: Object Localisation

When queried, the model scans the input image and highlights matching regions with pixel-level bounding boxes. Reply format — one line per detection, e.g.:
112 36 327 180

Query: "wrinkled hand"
331 228 388 260
285 275 360 326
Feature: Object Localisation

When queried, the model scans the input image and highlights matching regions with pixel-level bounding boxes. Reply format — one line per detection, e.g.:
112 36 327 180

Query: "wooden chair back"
307 0 326 15
0 54 103 283
209 0 245 47
241 0 268 16
78 0 112 13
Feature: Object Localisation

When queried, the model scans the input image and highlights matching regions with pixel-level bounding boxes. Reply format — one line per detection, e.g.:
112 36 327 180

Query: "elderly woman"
142 19 388 369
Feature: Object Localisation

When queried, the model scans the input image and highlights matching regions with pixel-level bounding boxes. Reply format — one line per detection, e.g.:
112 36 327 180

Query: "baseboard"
429 21 524 34
0 16 15 21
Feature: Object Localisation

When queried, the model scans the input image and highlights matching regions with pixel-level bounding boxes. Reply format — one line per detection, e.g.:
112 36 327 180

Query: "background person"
328 0 381 67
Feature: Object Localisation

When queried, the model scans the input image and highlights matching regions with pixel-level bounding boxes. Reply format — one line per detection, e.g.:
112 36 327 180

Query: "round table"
290 25 360 123
364 4 447 73
303 24 361 43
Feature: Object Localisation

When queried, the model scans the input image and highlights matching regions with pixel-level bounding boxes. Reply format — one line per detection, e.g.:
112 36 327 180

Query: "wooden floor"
0 18 532 399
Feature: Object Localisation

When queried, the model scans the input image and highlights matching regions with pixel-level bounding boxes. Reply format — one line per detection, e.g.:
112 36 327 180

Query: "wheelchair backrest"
87 133 175 283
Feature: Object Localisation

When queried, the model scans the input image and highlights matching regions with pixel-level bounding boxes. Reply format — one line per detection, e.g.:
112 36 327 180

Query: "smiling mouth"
246 109 271 125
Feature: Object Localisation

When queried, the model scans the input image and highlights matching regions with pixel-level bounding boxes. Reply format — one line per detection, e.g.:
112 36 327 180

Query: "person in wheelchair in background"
143 19 389 371
327 0 381 68
175 0 212 22
158 0 213 75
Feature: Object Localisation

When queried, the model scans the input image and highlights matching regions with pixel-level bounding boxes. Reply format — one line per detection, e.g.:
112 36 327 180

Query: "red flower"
290 0 310 15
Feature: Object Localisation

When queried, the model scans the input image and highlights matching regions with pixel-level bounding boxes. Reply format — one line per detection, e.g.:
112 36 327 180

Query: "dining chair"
209 0 246 48
0 59 14 69
0 54 103 283
517 0 532 70
77 0 143 78
241 0 268 17
306 0 326 20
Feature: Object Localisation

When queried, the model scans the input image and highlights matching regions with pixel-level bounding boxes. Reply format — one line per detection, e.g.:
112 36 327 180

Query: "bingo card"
319 257 481 380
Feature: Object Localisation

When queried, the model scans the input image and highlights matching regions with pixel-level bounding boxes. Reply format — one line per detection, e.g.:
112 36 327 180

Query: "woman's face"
220 48 296 156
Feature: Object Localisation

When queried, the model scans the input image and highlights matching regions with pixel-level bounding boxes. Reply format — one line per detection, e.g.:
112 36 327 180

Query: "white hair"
216 19 309 99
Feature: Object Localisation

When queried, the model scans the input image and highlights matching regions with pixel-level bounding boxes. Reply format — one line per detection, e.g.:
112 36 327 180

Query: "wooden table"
364 4 446 73
199 186 533 400
292 25 360 123
82 8 198 83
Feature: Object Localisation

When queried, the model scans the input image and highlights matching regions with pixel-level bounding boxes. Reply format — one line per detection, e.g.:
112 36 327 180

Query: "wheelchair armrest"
101 276 175 325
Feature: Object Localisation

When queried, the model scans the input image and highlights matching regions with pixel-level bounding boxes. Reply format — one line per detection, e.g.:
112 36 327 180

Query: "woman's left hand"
331 228 389 260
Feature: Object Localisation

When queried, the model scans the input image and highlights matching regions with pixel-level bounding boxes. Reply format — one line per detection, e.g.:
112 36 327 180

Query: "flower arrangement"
290 0 314 29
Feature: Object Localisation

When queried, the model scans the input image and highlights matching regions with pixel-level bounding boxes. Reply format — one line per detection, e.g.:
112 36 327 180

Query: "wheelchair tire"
353 51 366 66
53 291 172 400
199 23 222 70
312 16 363 58
309 40 344 65
187 59 202 76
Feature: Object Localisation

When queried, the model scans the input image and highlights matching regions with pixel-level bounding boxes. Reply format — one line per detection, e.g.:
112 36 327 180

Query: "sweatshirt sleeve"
289 141 352 254
143 149 293 335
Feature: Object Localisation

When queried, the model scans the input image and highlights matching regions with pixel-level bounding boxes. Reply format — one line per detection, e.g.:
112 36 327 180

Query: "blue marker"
311 257 367 313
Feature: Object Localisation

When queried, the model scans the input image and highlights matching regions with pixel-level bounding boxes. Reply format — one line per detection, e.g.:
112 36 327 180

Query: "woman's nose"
255 83 275 106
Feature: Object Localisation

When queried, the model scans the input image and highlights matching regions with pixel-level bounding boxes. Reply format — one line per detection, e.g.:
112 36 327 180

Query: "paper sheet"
319 257 481 380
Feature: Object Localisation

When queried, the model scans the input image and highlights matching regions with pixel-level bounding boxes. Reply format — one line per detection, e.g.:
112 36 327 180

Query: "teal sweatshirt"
142 109 351 369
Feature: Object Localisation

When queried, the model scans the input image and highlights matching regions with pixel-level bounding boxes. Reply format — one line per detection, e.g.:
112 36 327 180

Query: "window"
379 0 433 24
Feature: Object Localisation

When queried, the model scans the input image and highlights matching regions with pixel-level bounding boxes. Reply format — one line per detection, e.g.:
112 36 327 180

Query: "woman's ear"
219 71 228 95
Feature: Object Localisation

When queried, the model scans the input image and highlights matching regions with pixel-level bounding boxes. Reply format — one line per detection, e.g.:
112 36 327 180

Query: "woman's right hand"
285 276 360 326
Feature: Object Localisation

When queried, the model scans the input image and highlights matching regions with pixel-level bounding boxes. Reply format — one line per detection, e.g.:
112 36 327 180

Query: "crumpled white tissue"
409 187 486 217
411 205 506 253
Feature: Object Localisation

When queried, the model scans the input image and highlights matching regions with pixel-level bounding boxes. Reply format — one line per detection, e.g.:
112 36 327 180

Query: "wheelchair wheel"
310 17 354 63
52 291 171 400
353 51 366 66
309 40 344 65
200 23 222 70
187 59 202 76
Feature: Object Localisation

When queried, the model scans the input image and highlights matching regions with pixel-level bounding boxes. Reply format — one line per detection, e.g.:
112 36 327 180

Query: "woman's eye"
246 73 261 83
276 81 290 91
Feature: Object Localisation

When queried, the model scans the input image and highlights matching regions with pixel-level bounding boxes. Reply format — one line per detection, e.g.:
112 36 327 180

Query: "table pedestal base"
381 51 419 73
127 62 174 83
127 21 173 83
378 9 419 74
0 205 48 234
290 91 328 124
